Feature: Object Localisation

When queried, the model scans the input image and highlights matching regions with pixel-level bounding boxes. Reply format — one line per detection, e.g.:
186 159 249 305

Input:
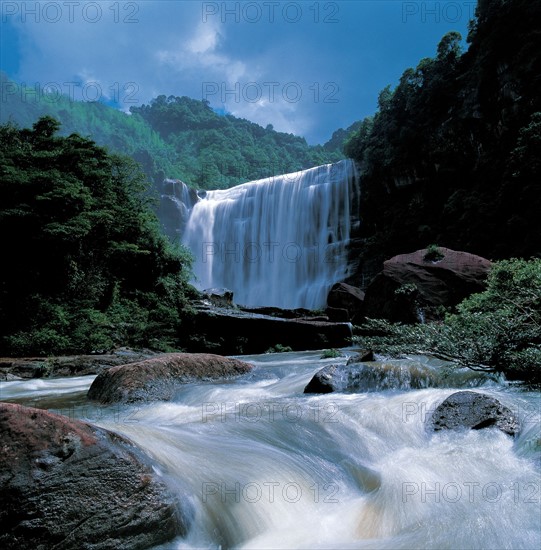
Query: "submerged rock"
0 402 190 550
87 352 253 404
304 360 492 394
429 391 519 435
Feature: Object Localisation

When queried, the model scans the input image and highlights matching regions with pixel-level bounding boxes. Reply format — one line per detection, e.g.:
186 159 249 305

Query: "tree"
0 118 194 355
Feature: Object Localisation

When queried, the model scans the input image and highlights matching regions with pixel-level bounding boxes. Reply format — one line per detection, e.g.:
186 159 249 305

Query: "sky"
0 1 475 144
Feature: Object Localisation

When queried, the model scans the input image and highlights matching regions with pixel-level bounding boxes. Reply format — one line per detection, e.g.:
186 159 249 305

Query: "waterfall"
178 159 358 309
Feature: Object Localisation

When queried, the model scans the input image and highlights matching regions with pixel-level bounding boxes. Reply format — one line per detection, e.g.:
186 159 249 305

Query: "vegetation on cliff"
0 117 195 355
356 258 541 381
343 0 541 268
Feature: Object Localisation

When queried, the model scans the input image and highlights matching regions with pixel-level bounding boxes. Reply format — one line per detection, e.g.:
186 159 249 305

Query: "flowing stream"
1 351 540 549
179 160 358 309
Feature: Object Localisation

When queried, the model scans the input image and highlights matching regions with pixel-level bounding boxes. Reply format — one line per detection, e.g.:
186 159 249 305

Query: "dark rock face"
158 179 199 241
325 307 350 322
0 403 189 550
429 391 520 435
184 305 352 355
363 247 492 322
88 353 253 404
326 282 365 322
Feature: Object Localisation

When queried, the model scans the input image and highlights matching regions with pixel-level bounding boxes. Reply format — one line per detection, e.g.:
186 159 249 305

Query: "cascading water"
2 352 540 549
179 160 358 309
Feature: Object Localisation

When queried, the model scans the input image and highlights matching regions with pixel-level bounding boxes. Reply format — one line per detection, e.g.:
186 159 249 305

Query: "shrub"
354 258 541 381
423 244 444 262
265 344 293 354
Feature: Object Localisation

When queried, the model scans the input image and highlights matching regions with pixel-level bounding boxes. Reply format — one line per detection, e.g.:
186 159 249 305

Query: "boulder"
304 362 437 394
304 361 492 394
429 391 519 435
363 247 492 322
87 353 253 404
326 282 365 322
0 403 190 550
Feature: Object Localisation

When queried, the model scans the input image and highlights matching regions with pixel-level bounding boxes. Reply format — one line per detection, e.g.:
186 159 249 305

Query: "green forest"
0 117 195 355
0 72 343 190
343 0 541 275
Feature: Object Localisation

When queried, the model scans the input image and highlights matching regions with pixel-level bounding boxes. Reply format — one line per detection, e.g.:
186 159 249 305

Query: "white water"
2 351 540 549
181 160 358 308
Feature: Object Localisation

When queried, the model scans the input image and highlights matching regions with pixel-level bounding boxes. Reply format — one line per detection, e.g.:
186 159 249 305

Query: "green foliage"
0 117 194 356
320 348 343 359
265 344 294 354
355 259 541 381
130 95 343 189
423 244 444 262
394 283 417 297
1 74 343 191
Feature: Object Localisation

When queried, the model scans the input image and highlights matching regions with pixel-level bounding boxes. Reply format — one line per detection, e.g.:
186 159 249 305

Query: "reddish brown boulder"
0 403 190 550
87 353 253 404
363 247 492 322
326 282 365 321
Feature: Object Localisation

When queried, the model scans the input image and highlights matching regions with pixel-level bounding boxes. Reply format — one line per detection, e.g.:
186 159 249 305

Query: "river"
1 350 540 549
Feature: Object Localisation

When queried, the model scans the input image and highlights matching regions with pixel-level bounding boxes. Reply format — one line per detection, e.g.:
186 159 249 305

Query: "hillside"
0 73 343 189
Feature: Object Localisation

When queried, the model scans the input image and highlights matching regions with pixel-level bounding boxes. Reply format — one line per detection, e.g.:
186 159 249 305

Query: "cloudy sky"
1 1 474 144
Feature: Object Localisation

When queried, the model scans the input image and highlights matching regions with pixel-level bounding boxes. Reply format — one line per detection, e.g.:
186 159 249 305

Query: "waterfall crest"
180 159 358 309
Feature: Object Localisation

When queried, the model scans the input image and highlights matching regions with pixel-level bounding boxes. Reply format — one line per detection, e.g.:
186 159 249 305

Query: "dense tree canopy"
130 95 342 188
343 0 541 277
0 117 195 355
0 73 343 190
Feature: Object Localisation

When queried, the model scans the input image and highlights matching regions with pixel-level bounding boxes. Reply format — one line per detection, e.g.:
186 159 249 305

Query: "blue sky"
1 1 475 144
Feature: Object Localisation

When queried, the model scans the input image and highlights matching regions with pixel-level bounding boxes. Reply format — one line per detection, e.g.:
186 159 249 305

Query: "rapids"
1 350 539 549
